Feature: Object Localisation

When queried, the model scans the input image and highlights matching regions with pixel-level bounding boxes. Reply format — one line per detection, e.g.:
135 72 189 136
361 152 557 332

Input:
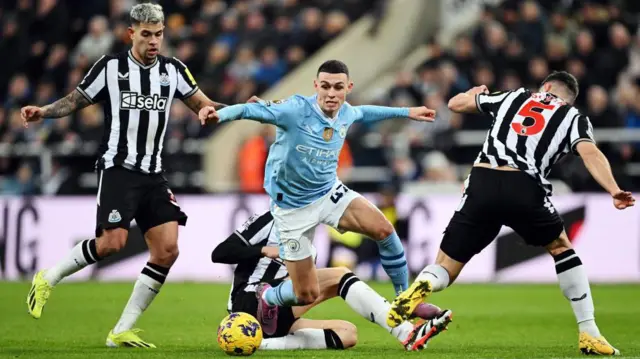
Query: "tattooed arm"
182 89 228 116
21 89 92 126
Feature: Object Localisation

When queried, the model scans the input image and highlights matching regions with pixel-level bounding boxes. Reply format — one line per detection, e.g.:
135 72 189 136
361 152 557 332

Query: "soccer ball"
217 312 263 356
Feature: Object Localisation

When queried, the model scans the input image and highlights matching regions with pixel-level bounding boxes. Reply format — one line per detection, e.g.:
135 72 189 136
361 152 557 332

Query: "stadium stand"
351 0 640 193
0 0 372 195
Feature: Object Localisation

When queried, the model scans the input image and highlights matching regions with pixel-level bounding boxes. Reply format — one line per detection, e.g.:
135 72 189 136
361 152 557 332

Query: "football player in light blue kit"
200 60 436 335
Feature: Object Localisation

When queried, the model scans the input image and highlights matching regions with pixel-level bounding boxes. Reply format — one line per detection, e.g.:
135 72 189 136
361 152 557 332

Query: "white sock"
554 249 600 337
416 264 450 292
338 272 414 342
112 262 169 334
43 239 100 285
260 328 343 350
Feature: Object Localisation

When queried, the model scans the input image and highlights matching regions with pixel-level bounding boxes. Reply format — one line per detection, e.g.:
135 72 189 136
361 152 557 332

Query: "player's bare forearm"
447 93 479 114
183 90 227 116
577 142 620 195
41 90 91 118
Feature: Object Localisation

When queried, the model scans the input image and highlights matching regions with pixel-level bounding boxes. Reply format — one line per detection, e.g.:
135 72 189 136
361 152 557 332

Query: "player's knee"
153 241 180 266
374 220 394 241
545 232 573 257
295 286 320 305
96 228 128 257
335 322 358 349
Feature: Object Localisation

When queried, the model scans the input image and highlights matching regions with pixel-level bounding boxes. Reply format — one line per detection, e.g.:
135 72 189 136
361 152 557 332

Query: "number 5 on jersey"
512 101 555 136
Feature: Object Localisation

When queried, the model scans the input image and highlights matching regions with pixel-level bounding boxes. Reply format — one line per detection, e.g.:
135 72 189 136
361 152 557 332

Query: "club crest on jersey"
159 73 170 86
339 125 347 138
323 127 334 142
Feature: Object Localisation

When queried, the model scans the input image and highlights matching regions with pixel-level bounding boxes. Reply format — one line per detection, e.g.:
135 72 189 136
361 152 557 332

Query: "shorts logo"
285 239 300 253
339 125 347 138
108 209 122 223
167 188 179 207
322 127 334 142
159 73 170 86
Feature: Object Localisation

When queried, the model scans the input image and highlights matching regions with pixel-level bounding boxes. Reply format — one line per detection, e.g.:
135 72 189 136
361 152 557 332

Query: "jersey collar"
128 49 158 69
311 95 340 124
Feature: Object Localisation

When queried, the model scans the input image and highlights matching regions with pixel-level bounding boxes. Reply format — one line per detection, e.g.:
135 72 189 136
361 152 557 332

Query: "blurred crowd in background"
363 0 640 192
0 0 373 194
2 0 640 196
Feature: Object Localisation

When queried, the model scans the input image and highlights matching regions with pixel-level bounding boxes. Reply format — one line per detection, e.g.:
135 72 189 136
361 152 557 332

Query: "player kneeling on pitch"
211 211 453 351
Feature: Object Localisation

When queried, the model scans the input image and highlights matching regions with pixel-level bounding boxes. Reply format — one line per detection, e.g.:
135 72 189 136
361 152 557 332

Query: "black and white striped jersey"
474 88 596 195
225 211 284 311
76 50 198 174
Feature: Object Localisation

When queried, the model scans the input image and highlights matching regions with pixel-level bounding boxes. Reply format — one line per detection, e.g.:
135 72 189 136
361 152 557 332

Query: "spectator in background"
5 74 31 109
254 46 287 87
516 0 545 56
71 16 114 66
227 45 260 81
1 162 38 195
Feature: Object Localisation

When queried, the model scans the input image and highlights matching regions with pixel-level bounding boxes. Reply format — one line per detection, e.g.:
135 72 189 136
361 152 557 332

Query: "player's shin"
416 264 450 292
259 329 345 350
338 272 414 342
43 238 101 285
376 231 409 294
112 262 169 334
554 249 600 337
263 280 300 307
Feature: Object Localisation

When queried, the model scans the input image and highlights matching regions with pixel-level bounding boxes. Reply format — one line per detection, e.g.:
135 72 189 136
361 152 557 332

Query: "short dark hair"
317 60 349 77
541 71 579 101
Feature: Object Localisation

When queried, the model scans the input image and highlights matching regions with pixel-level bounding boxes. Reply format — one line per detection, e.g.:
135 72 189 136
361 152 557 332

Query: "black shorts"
231 280 298 339
95 166 188 237
441 167 564 263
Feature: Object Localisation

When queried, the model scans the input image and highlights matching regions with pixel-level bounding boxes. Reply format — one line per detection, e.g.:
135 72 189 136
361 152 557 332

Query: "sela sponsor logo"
120 92 168 111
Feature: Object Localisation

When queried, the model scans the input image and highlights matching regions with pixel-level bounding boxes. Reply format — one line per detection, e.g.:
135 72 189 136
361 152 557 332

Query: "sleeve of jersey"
211 233 263 264
76 55 109 103
475 91 510 114
218 99 294 127
354 105 410 123
570 115 596 155
173 57 199 100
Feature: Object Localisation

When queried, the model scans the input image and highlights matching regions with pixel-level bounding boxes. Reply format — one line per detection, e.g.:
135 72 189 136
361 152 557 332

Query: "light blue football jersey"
218 94 409 208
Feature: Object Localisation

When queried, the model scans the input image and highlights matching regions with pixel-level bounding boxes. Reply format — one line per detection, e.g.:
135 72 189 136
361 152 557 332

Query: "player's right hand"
198 106 219 125
261 246 280 259
20 106 44 128
612 190 635 209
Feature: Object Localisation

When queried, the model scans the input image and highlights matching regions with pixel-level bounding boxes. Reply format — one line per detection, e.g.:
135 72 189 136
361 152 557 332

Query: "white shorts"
272 180 362 261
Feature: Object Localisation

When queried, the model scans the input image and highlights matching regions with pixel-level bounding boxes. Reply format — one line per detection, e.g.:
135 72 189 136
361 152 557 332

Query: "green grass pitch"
0 282 638 358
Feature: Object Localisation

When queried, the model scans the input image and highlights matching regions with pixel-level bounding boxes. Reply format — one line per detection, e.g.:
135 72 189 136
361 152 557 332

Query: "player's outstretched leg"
260 319 357 350
546 234 620 356
387 249 464 327
336 271 452 351
27 228 127 319
106 222 180 349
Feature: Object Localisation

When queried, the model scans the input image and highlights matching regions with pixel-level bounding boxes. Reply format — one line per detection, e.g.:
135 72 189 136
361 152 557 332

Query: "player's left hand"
198 106 218 125
408 106 436 122
261 246 280 259
612 190 635 210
